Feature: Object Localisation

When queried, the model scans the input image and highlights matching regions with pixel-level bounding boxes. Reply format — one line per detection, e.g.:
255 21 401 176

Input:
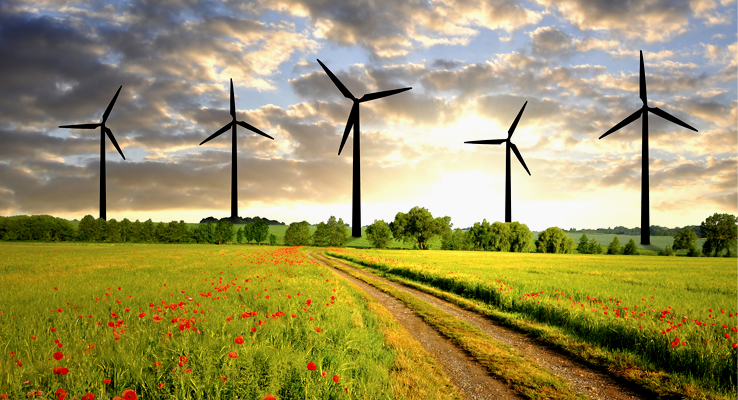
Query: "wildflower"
227 352 238 359
333 375 340 383
55 388 67 400
53 366 69 375
220 376 227 381
53 352 64 361
321 371 327 377
316 327 322 333
264 395 276 400
103 379 111 385
307 361 317 371
157 384 164 389
81 394 95 400
234 335 244 344
121 389 137 400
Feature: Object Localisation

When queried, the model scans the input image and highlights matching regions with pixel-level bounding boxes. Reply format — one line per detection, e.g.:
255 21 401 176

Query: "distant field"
327 248 737 394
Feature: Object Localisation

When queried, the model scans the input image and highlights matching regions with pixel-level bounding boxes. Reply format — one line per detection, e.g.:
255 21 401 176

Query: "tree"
490 221 512 252
672 228 698 256
193 222 216 244
269 234 277 245
243 223 255 244
535 227 573 254
442 228 472 250
658 245 676 256
469 220 491 250
285 221 311 246
623 238 639 255
508 222 534 253
390 207 451 250
366 220 393 249
120 218 132 242
700 213 737 257
577 234 590 254
77 215 96 241
326 216 348 247
215 220 235 244
253 220 269 245
312 222 329 246
607 236 622 255
141 219 155 242
588 237 603 254
236 227 244 244
106 219 121 242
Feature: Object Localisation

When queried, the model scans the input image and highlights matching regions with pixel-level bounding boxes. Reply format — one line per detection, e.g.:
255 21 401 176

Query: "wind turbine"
199 79 274 221
599 50 698 245
465 101 531 223
59 85 125 221
317 59 412 237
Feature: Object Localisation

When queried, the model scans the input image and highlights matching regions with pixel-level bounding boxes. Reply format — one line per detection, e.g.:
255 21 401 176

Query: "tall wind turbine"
599 50 698 245
199 79 274 221
317 59 412 237
465 101 531 223
59 85 125 221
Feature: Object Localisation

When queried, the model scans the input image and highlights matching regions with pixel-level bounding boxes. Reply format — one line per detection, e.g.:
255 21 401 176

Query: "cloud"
529 26 572 57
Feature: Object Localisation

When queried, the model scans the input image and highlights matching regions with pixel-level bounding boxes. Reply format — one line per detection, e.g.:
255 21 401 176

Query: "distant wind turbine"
317 59 412 237
465 101 531 223
599 50 698 245
59 85 125 221
199 79 274 221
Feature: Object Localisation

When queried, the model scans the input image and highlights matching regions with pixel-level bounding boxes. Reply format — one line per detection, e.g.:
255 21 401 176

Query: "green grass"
327 248 738 397
0 243 422 399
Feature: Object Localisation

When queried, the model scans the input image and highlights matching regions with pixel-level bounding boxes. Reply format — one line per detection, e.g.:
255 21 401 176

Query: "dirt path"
313 251 652 400
308 251 524 400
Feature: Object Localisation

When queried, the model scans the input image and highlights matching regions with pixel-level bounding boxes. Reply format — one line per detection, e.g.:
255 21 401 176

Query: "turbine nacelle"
465 101 531 176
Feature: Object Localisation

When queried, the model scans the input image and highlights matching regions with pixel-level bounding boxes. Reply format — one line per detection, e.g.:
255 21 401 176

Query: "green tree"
243 223 255 244
658 245 676 256
390 207 451 250
508 222 534 253
623 238 639 255
327 216 348 247
312 222 329 246
577 233 590 254
700 213 737 257
285 221 311 246
366 219 393 249
106 219 121 242
93 218 107 241
607 236 622 255
215 220 235 244
236 227 244 244
442 228 472 250
77 215 96 241
269 234 277 245
673 228 698 256
253 220 269 245
588 237 603 254
141 219 155 242
120 218 132 242
155 222 167 242
490 221 511 252
535 227 573 254
469 220 491 250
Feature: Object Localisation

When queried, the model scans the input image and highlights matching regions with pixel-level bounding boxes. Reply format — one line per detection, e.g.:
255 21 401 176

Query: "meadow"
327 248 738 395
0 243 419 399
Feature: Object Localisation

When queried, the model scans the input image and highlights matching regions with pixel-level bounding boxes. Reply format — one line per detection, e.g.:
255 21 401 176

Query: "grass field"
0 243 454 400
327 248 738 396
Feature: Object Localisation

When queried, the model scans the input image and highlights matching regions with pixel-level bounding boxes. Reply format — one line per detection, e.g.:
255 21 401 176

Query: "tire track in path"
317 251 652 400
308 251 524 400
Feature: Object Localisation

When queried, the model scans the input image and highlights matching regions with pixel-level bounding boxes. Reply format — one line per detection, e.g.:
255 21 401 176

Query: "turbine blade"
510 142 531 176
599 109 643 139
58 123 101 129
649 107 698 132
640 51 647 105
104 127 125 160
338 103 358 155
102 85 122 123
230 79 236 118
508 101 528 138
317 59 355 100
464 139 507 145
360 87 412 102
236 120 274 140
199 121 233 145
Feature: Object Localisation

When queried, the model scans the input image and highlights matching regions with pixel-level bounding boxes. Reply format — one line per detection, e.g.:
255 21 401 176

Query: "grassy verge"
324 251 735 400
314 251 589 400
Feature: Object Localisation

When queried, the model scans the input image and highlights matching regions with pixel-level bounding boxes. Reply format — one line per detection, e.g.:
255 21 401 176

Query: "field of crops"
328 248 738 395
0 243 406 399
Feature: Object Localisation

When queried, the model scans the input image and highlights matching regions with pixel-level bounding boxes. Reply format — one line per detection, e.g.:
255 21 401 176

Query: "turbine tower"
59 85 125 221
465 101 531 223
199 79 274 220
599 50 698 245
317 59 412 237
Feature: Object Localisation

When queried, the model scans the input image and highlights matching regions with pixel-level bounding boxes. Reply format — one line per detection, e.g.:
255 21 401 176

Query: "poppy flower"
321 371 327 377
31 335 36 341
264 395 276 400
227 352 238 359
152 315 162 322
157 384 164 389
16 359 22 367
179 355 188 364
333 375 339 383
234 335 244 344
53 352 64 361
316 327 322 333
53 366 69 375
220 376 227 381
121 389 137 400
307 362 317 371
138 313 146 318
50 328 57 333
110 312 118 318
81 393 95 400
103 379 111 385
112 397 124 400
55 388 67 399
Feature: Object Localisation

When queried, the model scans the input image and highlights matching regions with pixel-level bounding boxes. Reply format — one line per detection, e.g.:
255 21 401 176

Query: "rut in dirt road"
308 251 524 400
318 252 653 400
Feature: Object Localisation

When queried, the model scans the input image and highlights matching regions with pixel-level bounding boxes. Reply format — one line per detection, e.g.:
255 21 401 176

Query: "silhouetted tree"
366 220 393 249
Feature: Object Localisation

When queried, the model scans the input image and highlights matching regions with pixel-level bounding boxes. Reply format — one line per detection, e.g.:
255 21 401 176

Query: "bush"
607 236 622 255
623 238 639 255
658 245 676 256
535 227 574 254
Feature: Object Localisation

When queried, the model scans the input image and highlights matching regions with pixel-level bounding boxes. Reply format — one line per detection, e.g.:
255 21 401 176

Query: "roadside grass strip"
315 251 589 400
326 251 735 400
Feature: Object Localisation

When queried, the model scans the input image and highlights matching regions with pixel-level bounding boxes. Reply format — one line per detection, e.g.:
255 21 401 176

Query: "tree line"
283 217 349 247
568 225 703 238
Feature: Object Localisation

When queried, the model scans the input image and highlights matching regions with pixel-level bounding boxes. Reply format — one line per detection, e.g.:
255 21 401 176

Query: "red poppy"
157 384 164 389
112 397 124 400
16 359 22 367
183 368 191 373
179 355 188 364
251 327 257 333
307 361 317 371
228 352 238 359
53 352 64 361
138 313 146 318
220 376 227 381
31 335 36 341
50 327 57 333
103 379 111 385
234 335 244 345
264 395 276 400
110 312 118 318
321 371 327 377
81 393 95 400
152 315 162 322
55 388 67 400
121 389 137 400
316 327 322 333
53 366 69 375
333 375 339 383
1 394 7 399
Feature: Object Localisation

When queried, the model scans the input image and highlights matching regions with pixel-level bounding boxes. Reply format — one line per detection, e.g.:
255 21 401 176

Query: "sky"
0 0 736 231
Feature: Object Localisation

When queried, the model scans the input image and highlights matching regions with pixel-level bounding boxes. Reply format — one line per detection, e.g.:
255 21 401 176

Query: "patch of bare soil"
316 252 654 400
308 251 523 400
